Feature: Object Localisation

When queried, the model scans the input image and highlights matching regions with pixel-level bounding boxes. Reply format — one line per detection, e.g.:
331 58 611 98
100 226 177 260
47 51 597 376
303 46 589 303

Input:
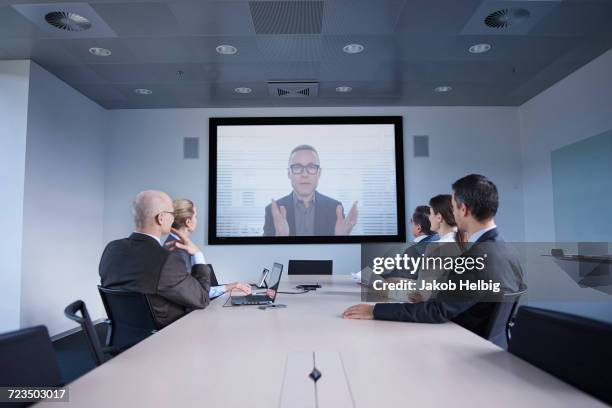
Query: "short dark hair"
288 144 320 166
452 174 499 222
411 205 432 235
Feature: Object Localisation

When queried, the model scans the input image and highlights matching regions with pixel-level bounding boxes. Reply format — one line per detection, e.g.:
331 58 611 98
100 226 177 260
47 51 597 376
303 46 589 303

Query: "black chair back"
64 300 107 367
98 286 158 351
0 325 63 387
207 264 219 286
509 306 612 405
483 289 526 348
288 260 333 275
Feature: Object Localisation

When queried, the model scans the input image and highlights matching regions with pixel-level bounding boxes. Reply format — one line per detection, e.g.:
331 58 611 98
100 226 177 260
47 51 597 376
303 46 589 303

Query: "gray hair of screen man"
132 190 172 229
288 144 320 167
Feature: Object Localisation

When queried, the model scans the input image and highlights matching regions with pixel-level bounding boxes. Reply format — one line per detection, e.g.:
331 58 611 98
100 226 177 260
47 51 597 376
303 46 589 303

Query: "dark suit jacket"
164 234 220 288
99 233 211 328
263 191 341 236
373 228 526 338
381 234 438 279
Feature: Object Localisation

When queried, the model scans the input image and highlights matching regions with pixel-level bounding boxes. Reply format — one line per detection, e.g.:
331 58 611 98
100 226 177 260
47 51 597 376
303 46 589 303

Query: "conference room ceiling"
1 0 612 109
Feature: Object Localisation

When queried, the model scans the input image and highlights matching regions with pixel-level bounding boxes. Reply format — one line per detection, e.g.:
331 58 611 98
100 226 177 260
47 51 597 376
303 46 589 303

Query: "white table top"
39 275 606 408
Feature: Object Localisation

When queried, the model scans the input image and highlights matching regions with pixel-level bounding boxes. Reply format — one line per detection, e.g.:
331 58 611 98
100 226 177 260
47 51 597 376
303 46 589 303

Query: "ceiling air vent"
484 8 530 29
268 82 319 98
250 1 323 34
11 3 116 38
45 11 91 31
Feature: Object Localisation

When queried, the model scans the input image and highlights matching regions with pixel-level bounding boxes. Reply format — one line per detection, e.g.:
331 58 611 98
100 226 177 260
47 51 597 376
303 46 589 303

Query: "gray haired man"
263 144 359 237
99 190 212 328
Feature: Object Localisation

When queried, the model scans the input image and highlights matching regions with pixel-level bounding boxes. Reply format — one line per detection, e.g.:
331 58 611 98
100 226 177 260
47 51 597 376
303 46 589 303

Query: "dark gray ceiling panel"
396 0 483 35
59 37 135 64
88 63 159 83
322 0 406 35
168 1 255 36
1 0 611 108
530 0 612 37
0 5 42 38
249 1 323 34
44 63 107 84
91 2 180 36
255 34 322 61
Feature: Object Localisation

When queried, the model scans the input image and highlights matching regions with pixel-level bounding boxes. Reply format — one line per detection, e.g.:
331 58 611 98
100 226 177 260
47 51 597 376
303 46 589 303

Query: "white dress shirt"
437 231 457 242
413 234 428 243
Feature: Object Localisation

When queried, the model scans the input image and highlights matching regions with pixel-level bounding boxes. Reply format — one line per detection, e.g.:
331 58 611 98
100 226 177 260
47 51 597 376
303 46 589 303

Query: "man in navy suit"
343 174 526 338
381 205 439 279
263 144 358 236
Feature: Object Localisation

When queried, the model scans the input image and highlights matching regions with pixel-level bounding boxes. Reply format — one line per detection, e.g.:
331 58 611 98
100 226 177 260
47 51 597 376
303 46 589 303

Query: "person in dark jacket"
342 174 526 338
263 144 358 236
99 190 212 328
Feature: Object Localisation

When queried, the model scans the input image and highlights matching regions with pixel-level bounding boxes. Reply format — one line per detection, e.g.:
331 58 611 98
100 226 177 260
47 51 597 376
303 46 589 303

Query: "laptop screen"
267 262 283 291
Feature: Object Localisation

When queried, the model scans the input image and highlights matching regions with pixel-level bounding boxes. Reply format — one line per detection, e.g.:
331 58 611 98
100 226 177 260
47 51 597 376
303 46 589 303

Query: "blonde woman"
165 199 251 298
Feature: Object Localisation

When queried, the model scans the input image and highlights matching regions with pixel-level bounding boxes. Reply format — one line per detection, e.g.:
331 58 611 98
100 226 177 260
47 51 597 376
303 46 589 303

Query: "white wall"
19 62 108 335
0 60 30 333
105 106 524 284
519 48 612 323
520 48 612 241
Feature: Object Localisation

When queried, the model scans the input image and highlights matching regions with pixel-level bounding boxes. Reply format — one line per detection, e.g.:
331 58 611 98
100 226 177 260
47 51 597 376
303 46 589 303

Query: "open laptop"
232 262 283 306
250 268 269 289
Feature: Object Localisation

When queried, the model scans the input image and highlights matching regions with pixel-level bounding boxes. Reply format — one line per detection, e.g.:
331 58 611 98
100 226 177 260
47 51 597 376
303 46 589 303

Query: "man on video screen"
263 144 358 236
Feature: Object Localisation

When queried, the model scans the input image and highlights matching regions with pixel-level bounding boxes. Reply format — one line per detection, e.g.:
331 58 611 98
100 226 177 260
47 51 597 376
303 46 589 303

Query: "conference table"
39 275 606 407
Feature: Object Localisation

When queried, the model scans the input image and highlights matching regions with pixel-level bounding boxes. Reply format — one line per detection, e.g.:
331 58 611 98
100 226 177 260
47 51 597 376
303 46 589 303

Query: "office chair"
483 288 527 348
98 286 158 352
288 260 333 275
509 306 612 405
0 325 63 388
64 300 112 367
207 263 220 287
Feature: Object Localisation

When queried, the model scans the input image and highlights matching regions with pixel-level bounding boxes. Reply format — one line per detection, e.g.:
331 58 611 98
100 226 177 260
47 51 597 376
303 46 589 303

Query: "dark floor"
52 322 109 384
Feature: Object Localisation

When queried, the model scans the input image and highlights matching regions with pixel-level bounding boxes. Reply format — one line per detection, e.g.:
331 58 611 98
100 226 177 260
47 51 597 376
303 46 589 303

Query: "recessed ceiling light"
45 11 91 32
234 87 252 94
468 43 491 54
89 47 111 57
336 86 352 93
434 86 452 93
134 88 152 95
343 43 364 54
216 44 237 55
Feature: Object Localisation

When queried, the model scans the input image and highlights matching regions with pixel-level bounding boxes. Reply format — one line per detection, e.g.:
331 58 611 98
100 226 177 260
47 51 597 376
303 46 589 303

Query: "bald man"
99 190 212 330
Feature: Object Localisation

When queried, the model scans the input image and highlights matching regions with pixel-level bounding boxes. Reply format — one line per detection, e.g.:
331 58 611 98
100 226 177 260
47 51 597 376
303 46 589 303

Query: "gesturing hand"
335 201 358 236
271 199 290 236
166 228 201 255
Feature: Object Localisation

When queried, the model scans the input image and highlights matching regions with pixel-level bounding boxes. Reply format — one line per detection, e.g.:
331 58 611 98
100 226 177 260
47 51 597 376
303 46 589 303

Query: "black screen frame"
208 116 406 245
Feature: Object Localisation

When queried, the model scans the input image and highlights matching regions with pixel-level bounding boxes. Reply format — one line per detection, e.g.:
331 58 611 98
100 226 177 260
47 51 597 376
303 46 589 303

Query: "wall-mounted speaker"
183 137 199 159
413 135 429 157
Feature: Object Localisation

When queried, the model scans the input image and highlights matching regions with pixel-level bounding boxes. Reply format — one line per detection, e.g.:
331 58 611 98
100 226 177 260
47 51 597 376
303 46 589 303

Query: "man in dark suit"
263 144 358 236
99 190 212 328
343 174 526 338
381 205 438 279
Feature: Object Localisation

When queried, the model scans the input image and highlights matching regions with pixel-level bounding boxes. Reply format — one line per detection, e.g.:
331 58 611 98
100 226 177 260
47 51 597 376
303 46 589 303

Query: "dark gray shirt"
293 192 316 236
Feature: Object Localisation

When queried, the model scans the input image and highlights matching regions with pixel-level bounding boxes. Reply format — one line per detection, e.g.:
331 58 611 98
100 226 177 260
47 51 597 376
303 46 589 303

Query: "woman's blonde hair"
172 198 195 229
